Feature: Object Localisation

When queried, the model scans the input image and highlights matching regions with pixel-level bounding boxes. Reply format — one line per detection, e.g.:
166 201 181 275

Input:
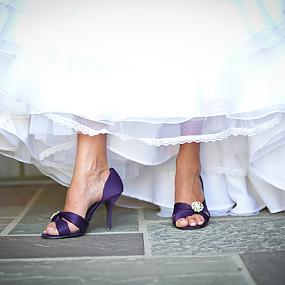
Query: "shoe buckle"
190 201 204 212
50 211 60 220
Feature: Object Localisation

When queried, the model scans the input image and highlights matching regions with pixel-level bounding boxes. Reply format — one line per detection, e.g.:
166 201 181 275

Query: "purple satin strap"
51 212 71 236
173 210 195 223
172 204 195 223
59 211 89 233
172 201 210 224
55 216 71 236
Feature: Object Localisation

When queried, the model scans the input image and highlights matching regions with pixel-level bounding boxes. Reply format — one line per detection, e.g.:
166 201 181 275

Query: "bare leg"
43 133 110 235
175 142 205 228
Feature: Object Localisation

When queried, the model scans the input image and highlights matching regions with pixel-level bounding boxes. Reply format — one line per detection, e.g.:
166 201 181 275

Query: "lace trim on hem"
39 140 75 160
44 113 282 146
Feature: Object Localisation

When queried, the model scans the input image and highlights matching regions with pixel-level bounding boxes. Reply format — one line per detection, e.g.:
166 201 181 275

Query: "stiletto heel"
105 194 121 229
41 168 124 239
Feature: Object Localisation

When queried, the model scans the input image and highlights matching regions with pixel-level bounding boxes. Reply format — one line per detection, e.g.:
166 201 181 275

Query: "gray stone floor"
0 184 284 285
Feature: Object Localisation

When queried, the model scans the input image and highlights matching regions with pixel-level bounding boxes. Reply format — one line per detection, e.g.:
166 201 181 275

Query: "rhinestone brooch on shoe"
190 201 204 212
50 211 60 220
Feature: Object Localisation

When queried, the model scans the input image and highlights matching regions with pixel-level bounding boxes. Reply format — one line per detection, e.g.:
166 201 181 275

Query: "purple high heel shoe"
41 168 123 239
172 176 210 230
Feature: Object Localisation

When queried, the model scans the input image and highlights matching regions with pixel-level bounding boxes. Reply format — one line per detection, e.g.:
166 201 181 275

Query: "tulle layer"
1 107 285 216
1 0 285 216
1 0 285 120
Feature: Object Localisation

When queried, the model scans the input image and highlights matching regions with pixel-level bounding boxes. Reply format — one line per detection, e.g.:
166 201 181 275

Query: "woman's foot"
43 167 110 236
174 142 206 228
42 133 110 236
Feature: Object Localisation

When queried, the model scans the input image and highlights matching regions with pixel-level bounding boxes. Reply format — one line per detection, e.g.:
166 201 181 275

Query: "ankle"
176 159 201 176
74 156 108 177
65 166 109 212
86 163 109 179
70 161 109 190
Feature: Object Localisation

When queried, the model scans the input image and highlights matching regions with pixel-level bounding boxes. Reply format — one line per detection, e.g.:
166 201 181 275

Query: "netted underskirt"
1 0 285 216
1 102 285 216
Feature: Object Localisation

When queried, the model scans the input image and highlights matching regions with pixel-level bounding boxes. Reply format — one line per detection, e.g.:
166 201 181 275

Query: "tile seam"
0 186 44 236
0 253 235 262
138 209 152 257
0 180 56 187
1 231 141 237
232 254 257 285
0 255 145 262
143 216 285 224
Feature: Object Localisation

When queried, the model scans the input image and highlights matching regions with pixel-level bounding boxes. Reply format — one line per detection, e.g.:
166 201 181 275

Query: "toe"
44 222 59 236
194 214 205 225
175 218 189 228
186 216 198 227
43 219 80 236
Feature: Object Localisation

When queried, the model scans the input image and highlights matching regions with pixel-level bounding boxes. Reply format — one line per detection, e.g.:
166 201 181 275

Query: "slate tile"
0 155 20 177
23 164 44 177
0 256 248 285
88 206 139 233
10 186 66 235
0 186 38 207
240 251 285 285
0 234 144 259
214 208 285 220
144 207 285 222
0 218 14 232
143 208 169 221
10 186 139 234
147 218 285 256
0 186 38 217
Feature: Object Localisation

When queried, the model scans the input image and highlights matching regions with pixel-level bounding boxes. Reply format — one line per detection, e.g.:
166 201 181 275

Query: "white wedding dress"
1 0 285 216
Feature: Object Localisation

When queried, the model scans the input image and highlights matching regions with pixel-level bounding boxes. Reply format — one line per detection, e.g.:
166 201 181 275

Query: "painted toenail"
190 222 197 226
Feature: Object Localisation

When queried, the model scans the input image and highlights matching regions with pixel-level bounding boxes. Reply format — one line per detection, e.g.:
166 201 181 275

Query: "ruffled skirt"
1 0 285 216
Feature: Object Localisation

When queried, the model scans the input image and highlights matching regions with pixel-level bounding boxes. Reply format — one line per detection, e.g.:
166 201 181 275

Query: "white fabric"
1 0 285 216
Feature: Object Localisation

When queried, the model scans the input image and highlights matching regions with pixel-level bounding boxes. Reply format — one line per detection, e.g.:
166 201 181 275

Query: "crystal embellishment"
50 211 60 220
190 201 204 212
